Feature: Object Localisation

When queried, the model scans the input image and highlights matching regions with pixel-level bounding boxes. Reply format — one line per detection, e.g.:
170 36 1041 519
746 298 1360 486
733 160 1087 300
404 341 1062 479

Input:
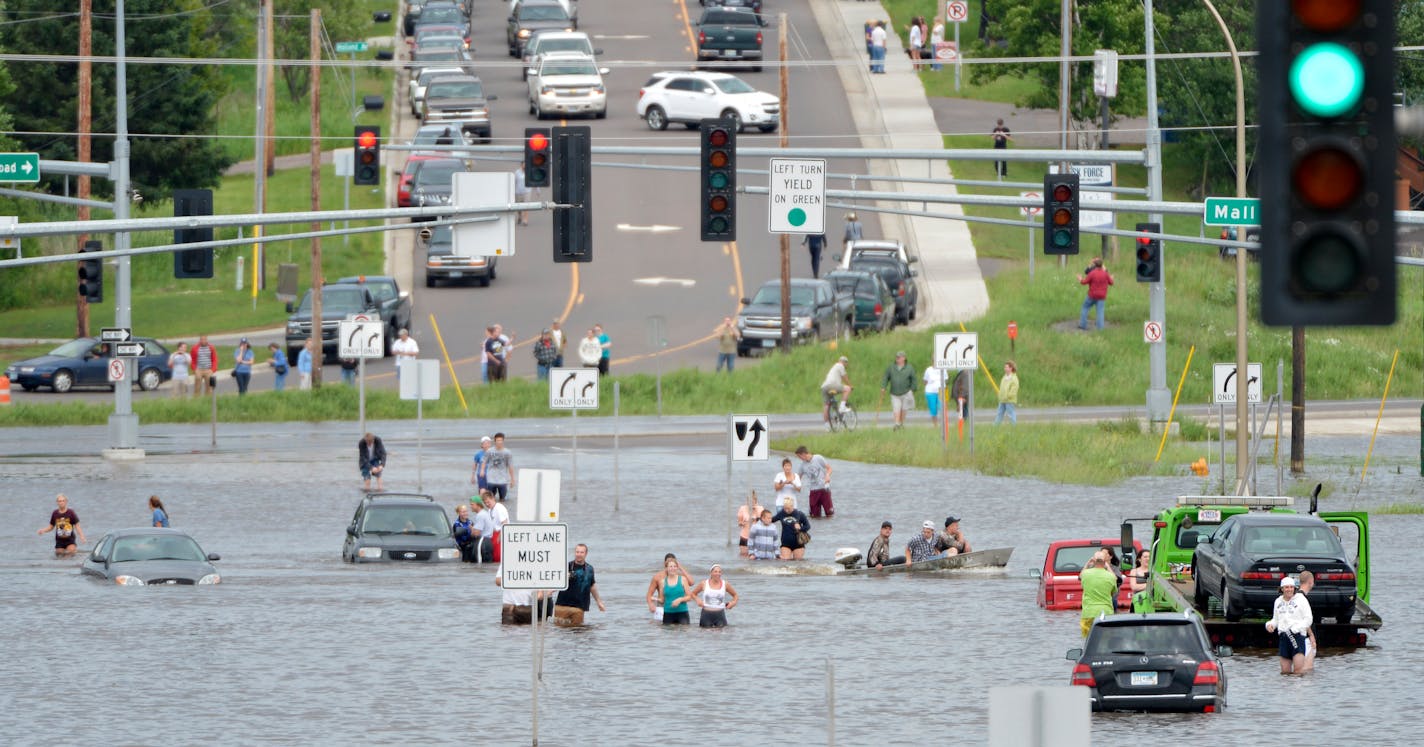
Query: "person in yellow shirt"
994 361 1019 425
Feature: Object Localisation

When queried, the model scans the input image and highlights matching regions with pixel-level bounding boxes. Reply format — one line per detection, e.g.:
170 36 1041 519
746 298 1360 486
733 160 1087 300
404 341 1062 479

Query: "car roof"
540 50 595 61
849 239 903 250
531 31 590 42
105 527 198 539
333 275 397 285
361 494 442 508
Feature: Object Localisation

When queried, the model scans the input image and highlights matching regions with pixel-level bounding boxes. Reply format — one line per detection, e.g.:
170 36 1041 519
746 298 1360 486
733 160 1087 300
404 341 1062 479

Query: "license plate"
1130 671 1158 687
761 339 775 347
1198 509 1221 522
448 272 462 278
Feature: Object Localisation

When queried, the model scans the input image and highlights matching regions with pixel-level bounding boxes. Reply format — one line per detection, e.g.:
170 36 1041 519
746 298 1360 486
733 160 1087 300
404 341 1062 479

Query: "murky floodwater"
1 421 1420 744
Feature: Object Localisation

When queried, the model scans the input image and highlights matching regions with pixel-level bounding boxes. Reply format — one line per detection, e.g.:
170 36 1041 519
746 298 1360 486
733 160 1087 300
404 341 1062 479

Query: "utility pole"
1142 0 1169 423
76 0 93 338
108 0 140 457
253 0 268 299
778 14 791 353
310 8 324 389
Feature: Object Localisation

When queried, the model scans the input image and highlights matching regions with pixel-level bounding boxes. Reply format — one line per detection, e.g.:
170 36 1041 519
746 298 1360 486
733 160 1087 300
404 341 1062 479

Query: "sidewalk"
807 0 990 324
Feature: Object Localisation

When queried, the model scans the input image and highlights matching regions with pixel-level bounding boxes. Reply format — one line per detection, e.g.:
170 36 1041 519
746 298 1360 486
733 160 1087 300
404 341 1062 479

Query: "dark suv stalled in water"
1067 612 1230 713
342 493 461 563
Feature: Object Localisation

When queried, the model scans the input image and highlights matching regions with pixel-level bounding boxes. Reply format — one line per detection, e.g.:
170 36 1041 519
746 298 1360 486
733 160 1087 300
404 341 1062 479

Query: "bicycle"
828 399 858 432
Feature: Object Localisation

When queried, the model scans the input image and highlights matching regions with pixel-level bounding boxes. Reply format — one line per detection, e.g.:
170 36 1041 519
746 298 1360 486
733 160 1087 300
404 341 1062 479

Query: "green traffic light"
1052 229 1073 248
1289 42 1364 118
709 172 729 190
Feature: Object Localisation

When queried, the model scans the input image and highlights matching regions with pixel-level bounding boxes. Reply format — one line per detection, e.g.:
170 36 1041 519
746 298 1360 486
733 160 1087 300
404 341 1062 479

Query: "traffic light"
524 127 551 188
1134 222 1161 283
1042 173 1079 255
354 125 380 185
78 240 103 303
1257 0 1395 325
552 125 591 263
700 119 736 241
173 188 214 278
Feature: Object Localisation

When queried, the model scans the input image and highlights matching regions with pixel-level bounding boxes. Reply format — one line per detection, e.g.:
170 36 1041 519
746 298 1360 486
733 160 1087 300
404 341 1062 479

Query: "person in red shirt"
1077 258 1114 331
37 493 86 557
190 334 219 397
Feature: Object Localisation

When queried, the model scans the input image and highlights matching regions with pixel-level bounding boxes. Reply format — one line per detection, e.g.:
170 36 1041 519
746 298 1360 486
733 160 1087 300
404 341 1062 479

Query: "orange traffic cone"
0 375 11 406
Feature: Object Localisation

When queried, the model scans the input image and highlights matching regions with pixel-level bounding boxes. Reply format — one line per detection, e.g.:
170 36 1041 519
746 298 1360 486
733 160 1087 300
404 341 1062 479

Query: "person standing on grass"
1078 257 1114 331
550 319 566 367
929 17 945 71
595 324 611 375
391 328 419 383
533 329 558 381
922 363 945 422
994 361 1019 425
992 119 1012 177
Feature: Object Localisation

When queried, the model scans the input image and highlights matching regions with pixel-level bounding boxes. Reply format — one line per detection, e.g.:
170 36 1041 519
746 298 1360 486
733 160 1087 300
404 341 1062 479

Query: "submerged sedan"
82 528 222 586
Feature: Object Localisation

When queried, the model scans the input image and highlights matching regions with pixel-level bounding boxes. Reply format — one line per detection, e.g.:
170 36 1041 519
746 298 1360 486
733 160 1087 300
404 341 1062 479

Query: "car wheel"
751 64 763 73
595 108 607 119
480 275 491 288
1221 582 1242 622
489 264 497 281
529 99 537 116
683 122 699 130
909 304 917 321
425 274 436 288
645 106 669 131
51 369 74 393
1193 578 1210 609
720 109 743 133
138 367 162 391
758 124 777 133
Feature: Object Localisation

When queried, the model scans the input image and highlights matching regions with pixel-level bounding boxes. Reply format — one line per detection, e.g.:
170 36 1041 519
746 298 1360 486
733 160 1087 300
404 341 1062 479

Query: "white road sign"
100 327 131 343
730 414 769 462
114 342 145 357
550 367 599 410
945 0 968 22
1212 362 1262 405
1052 164 1114 229
1143 320 1163 344
500 523 569 591
767 158 826 234
1019 191 1041 216
107 358 126 383
338 317 385 359
398 359 440 400
453 172 516 257
934 332 978 370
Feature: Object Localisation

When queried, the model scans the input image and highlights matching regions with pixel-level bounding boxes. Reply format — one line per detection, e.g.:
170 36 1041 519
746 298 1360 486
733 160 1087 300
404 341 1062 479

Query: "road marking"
633 277 696 287
593 34 650 40
560 263 581 323
616 223 682 233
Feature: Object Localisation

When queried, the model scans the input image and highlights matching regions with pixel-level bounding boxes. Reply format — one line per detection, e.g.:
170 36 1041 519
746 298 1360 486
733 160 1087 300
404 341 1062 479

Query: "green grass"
1374 503 1424 514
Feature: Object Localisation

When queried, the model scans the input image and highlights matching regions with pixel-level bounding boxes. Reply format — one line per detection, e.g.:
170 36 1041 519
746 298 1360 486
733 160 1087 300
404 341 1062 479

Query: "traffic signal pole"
1142 0 1169 426
778 14 791 354
107 0 141 459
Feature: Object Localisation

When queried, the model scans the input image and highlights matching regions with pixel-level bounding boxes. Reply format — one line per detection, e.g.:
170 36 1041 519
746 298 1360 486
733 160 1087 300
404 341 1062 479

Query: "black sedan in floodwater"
81 528 222 586
1067 612 1229 713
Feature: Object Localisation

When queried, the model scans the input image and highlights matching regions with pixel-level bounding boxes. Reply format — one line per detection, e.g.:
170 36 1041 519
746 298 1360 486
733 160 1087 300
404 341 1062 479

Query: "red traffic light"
357 130 378 148
707 129 729 147
528 132 549 152
1137 235 1151 245
1293 146 1363 210
1292 0 1360 31
1052 184 1074 202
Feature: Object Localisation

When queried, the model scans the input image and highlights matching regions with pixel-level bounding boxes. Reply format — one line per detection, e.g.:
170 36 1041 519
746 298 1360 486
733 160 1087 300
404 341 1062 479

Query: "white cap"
1280 576 1297 588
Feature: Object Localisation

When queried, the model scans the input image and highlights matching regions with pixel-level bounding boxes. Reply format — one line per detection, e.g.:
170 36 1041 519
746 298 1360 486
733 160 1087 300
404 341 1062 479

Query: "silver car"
82 528 222 586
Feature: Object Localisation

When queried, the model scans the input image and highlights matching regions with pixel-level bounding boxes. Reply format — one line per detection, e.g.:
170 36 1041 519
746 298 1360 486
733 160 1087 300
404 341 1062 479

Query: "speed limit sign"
946 0 968 22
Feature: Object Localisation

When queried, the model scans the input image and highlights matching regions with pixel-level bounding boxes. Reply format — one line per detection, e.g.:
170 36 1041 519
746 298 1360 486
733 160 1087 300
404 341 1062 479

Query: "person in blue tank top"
149 496 170 528
660 558 695 625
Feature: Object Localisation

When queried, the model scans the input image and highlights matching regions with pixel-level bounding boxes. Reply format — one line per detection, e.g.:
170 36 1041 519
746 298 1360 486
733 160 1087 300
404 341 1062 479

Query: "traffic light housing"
78 240 103 303
1257 0 1395 325
1042 173 1079 255
1134 222 1161 283
524 127 551 188
173 188 214 278
700 119 736 241
552 125 591 263
354 125 380 185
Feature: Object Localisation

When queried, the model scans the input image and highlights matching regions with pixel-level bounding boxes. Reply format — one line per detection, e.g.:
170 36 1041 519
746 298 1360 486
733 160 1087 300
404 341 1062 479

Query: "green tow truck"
1121 492 1381 648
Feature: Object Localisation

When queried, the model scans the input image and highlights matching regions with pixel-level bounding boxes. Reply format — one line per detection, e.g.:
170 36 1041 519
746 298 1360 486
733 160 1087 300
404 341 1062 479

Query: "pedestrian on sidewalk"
930 17 945 71
1078 258 1114 330
907 17 924 66
191 335 218 397
267 342 289 391
842 212 863 253
869 21 887 74
802 230 827 278
992 119 1012 177
233 338 255 395
297 338 314 390
994 361 1019 425
864 21 875 55
880 350 916 430
168 342 191 398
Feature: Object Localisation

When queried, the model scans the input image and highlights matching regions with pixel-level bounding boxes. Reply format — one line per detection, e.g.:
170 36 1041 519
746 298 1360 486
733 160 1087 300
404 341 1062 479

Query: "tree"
0 0 234 202
273 0 367 102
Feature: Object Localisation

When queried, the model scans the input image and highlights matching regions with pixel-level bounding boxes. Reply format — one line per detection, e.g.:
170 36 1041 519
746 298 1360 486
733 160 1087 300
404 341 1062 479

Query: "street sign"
767 158 826 234
1143 320 1163 344
1203 197 1260 227
334 41 368 53
100 327 132 343
729 414 769 462
945 0 968 22
499 522 569 591
114 342 145 357
549 367 599 409
515 468 562 522
1018 191 1041 216
338 318 385 358
1212 362 1263 404
934 332 978 370
399 359 440 400
107 358 126 383
1093 49 1120 98
0 153 40 183
453 172 516 257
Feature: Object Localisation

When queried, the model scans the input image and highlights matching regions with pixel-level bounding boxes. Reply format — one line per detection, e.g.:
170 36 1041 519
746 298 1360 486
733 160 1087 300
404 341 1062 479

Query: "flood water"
1 419 1421 745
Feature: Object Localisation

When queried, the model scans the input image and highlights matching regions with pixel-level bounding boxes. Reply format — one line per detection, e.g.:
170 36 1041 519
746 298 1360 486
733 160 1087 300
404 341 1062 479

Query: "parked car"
837 238 913 268
285 282 394 363
527 52 608 119
847 250 919 325
6 337 172 393
411 47 474 78
694 7 766 71
703 0 762 13
1192 513 1359 623
407 157 466 217
397 155 438 208
521 30 601 80
1035 538 1141 610
507 0 574 57
735 278 854 356
409 24 467 51
420 75 495 140
82 528 221 586
507 0 578 30
1067 612 1229 713
636 71 779 133
824 269 895 335
422 224 497 287
342 493 461 563
408 66 465 116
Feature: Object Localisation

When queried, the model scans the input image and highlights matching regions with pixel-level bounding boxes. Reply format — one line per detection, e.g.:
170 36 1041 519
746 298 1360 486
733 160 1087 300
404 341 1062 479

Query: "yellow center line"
675 0 697 50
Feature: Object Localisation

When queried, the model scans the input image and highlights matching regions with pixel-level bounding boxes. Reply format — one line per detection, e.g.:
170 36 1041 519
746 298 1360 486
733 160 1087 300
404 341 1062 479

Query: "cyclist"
821 355 852 428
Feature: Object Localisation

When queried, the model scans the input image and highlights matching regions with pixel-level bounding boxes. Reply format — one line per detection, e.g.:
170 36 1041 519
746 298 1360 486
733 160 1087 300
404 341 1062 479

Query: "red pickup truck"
1036 538 1140 610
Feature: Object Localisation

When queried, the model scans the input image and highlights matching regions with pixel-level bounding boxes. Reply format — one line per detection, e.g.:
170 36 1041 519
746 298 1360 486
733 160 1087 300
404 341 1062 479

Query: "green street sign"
335 41 368 53
0 153 40 183
1203 197 1260 227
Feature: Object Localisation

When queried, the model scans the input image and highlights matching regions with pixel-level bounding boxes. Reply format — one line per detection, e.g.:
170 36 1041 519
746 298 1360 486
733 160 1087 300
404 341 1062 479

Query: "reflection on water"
0 431 1420 744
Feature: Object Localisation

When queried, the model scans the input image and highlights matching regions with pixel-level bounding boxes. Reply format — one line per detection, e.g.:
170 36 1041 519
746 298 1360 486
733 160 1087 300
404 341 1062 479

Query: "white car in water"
636 71 779 133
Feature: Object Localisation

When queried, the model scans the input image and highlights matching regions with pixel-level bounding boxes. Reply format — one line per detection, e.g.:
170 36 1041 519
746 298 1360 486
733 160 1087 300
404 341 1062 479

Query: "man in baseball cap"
866 520 905 570
936 516 972 556
905 520 945 566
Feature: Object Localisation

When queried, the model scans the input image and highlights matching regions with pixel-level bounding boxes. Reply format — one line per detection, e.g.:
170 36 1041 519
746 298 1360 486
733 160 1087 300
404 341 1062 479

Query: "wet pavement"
1 420 1420 744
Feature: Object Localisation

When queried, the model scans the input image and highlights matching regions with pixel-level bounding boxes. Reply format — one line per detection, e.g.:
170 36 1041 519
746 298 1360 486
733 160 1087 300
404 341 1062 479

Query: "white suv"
527 52 608 119
636 71 779 133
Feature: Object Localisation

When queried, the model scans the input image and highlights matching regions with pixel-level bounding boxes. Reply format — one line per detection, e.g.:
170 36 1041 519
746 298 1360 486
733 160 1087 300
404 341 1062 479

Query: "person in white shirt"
391 328 419 381
820 355 852 427
1265 576 1313 675
578 328 602 368
930 17 945 71
923 364 946 421
869 21 887 74
773 458 802 504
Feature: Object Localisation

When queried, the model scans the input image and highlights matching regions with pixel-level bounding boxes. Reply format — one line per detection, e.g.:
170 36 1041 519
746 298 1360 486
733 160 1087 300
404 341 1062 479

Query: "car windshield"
427 80 485 99
1053 545 1119 574
416 50 462 62
542 60 598 76
1087 622 1202 656
416 162 462 187
538 38 591 55
521 4 569 20
109 535 206 563
300 287 365 313
1240 524 1345 555
828 274 875 298
421 7 463 24
49 339 97 357
361 506 451 536
414 126 460 146
749 285 815 306
713 77 755 94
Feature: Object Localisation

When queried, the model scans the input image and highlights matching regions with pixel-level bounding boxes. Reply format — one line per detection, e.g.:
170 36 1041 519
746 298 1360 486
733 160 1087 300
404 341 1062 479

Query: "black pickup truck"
695 7 765 71
736 278 854 356
285 277 412 363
